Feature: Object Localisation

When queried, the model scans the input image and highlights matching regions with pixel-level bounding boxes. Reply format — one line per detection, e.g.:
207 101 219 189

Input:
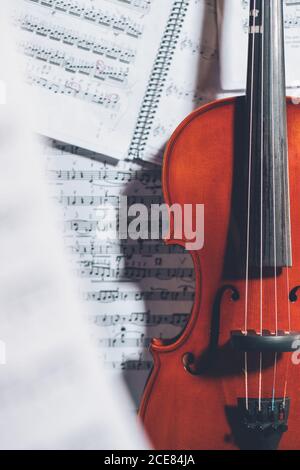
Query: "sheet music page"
141 0 219 163
44 141 195 409
218 0 300 91
13 0 173 159
43 1 216 406
0 3 147 448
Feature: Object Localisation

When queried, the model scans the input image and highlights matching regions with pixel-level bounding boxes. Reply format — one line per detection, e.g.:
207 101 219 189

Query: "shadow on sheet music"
47 139 120 167
48 2 221 412
118 164 194 410
119 1 221 410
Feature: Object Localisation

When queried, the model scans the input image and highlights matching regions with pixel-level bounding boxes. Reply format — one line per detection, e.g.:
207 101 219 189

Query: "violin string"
244 0 258 411
271 0 279 409
245 0 257 334
286 268 291 334
283 103 292 410
260 0 264 338
259 352 263 410
258 0 265 412
285 178 292 333
280 0 292 337
272 352 278 410
244 353 248 410
271 9 279 337
281 0 292 405
283 359 290 407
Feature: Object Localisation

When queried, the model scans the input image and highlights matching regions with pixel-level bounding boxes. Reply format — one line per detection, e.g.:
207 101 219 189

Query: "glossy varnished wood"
139 97 300 450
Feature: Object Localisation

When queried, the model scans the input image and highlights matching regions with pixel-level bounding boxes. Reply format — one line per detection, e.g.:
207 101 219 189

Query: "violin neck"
246 0 292 268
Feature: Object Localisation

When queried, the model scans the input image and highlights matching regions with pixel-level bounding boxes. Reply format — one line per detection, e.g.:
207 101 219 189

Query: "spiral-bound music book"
14 0 198 161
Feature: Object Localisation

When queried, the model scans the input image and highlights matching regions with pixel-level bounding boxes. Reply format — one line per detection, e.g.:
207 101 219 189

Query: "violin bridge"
231 330 300 352
238 397 290 434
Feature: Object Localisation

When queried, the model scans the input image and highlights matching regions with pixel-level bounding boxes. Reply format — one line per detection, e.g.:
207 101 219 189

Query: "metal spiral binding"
128 0 189 160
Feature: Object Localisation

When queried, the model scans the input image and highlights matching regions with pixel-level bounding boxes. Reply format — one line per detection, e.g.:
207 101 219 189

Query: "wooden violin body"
139 97 300 450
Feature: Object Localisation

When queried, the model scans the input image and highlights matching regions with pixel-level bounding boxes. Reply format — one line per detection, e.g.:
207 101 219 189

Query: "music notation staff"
26 73 121 108
45 142 195 410
21 42 130 84
24 0 145 38
105 0 152 15
99 335 152 348
69 240 185 257
104 359 153 371
85 288 195 303
92 312 189 327
30 0 153 19
49 168 161 185
15 14 137 64
59 194 162 207
78 264 195 281
164 79 205 106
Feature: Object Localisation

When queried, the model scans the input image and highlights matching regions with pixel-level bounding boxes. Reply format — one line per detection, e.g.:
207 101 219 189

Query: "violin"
139 0 300 450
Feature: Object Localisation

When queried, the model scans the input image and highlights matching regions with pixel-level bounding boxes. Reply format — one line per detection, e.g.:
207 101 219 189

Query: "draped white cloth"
0 1 147 450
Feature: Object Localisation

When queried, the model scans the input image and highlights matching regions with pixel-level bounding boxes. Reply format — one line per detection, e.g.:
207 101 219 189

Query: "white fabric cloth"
0 1 147 450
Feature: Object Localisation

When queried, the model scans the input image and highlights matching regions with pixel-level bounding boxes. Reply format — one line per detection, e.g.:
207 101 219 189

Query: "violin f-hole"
182 285 240 376
289 286 300 303
182 352 199 376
